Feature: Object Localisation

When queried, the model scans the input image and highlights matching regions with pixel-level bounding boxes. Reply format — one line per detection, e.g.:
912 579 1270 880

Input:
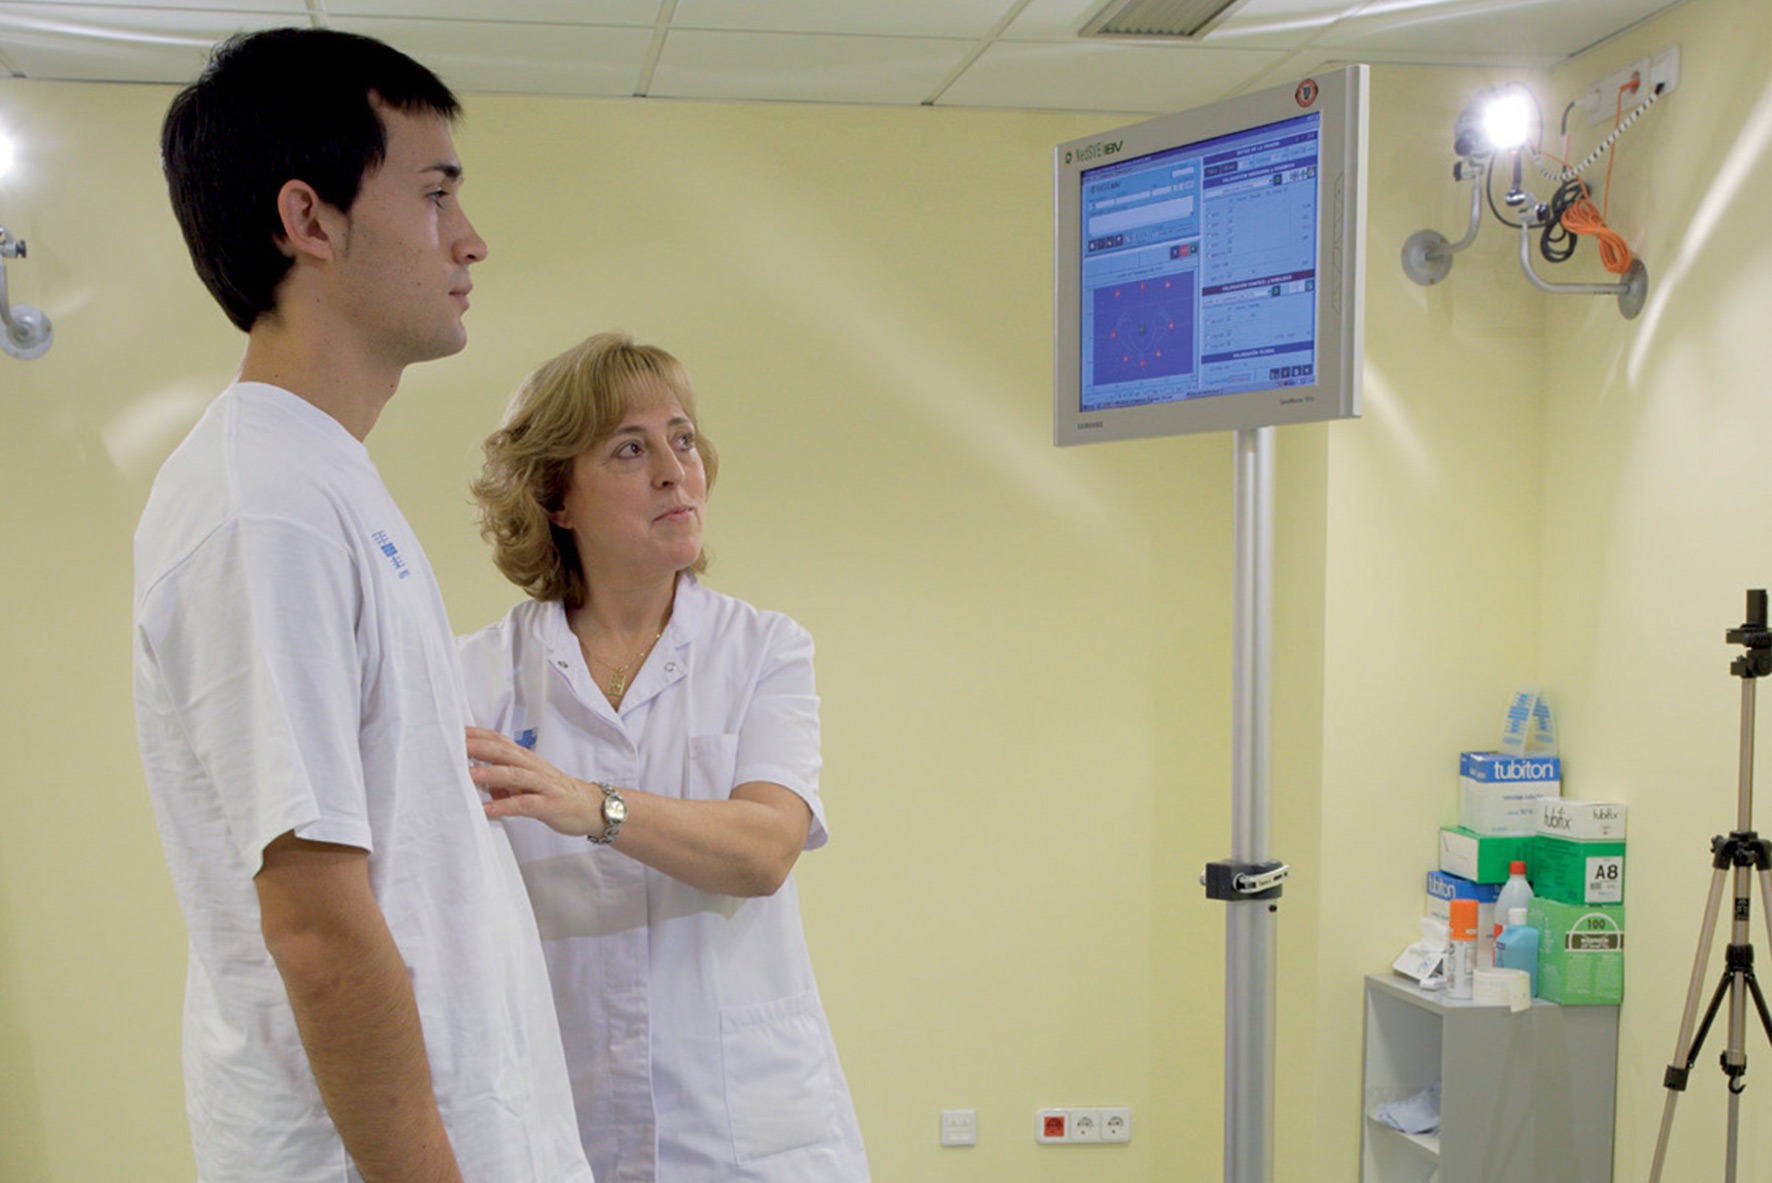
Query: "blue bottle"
1494 907 1540 996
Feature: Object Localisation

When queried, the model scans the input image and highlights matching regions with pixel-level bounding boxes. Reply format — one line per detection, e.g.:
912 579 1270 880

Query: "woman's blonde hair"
472 331 718 608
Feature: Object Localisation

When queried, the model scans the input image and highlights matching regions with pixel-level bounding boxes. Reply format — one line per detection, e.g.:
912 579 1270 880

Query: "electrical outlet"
1581 57 1648 124
1648 45 1681 100
1581 44 1679 124
1036 1106 1129 1145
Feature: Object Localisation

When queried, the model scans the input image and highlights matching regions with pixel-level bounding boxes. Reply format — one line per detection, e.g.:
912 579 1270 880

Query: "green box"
1530 898 1624 1005
1531 833 1626 905
1438 826 1533 884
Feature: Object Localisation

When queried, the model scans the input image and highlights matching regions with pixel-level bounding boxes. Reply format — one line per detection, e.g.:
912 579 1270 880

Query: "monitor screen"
1054 66 1367 445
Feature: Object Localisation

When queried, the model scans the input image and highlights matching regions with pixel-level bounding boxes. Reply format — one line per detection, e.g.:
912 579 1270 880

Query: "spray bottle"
1447 898 1477 1000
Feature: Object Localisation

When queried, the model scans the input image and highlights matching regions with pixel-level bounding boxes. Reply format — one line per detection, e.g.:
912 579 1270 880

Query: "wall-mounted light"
1 227 54 360
1 120 57 361
1402 75 1665 320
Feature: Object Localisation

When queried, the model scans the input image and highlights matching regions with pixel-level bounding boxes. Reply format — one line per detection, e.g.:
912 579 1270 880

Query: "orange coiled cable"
1558 190 1634 274
1556 80 1638 275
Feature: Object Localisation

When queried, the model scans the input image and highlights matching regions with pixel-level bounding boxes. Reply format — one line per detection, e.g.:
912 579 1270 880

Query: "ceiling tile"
1191 0 1407 48
0 0 1702 109
1010 0 1353 43
1 0 306 11
672 0 1014 39
1307 0 1683 60
941 38 1287 112
324 0 659 24
328 15 657 97
1008 0 1122 41
650 30 973 105
0 5 301 83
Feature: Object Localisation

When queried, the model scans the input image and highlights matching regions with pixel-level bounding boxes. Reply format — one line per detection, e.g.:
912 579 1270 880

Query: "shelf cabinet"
1360 974 1618 1183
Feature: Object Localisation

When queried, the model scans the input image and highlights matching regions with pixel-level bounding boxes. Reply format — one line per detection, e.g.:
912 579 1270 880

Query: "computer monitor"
1054 65 1367 445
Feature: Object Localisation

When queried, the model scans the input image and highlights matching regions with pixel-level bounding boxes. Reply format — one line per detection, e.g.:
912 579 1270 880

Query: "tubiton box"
1459 752 1562 835
1427 870 1502 964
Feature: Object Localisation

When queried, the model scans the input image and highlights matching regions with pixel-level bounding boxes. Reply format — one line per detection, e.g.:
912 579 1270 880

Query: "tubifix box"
1439 826 1533 884
1532 831 1626 905
1459 752 1562 835
1427 870 1501 963
1530 898 1624 1005
1535 798 1626 841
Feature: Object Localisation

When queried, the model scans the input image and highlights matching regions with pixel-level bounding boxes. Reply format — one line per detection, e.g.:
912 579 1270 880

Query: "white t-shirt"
132 382 593 1183
459 578 869 1183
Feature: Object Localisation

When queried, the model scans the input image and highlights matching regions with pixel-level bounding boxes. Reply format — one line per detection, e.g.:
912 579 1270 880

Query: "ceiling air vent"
1081 0 1252 40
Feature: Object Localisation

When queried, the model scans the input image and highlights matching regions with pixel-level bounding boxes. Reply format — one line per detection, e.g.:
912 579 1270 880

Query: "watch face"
604 795 628 824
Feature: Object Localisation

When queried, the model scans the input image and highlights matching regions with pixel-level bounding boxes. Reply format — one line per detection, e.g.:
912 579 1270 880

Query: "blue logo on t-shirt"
370 530 411 579
515 728 537 749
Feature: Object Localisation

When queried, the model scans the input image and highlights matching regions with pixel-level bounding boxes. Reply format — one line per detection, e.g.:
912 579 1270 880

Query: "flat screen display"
1054 66 1367 445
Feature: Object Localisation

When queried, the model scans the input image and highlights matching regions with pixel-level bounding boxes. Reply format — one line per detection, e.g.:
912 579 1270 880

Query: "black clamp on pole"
1726 588 1772 679
1710 831 1772 872
1202 860 1289 902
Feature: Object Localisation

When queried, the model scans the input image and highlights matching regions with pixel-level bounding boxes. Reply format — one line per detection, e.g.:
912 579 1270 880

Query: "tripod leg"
1750 968 1772 1043
1760 863 1772 968
1685 965 1738 1080
1647 865 1732 1183
1725 1088 1739 1183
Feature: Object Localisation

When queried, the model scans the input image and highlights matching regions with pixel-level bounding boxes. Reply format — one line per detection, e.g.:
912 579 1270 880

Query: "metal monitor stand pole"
1204 426 1288 1183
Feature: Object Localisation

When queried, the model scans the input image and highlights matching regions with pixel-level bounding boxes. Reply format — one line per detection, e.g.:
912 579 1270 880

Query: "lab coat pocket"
685 733 740 800
721 989 837 1163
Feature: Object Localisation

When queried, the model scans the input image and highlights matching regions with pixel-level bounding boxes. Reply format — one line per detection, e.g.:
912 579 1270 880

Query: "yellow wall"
0 78 1225 1182
1 0 1767 1177
1307 0 1771 1177
1539 0 1772 1177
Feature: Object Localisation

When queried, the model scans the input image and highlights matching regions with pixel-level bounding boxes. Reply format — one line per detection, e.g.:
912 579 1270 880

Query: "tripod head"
1727 589 1772 680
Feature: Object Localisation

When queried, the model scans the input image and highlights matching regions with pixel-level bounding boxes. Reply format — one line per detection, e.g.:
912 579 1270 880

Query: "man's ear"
273 179 341 262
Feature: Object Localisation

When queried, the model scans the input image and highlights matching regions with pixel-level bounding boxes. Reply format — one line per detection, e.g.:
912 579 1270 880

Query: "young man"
134 29 593 1182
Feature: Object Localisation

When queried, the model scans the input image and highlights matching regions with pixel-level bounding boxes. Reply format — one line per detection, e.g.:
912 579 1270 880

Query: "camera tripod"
1646 589 1772 1183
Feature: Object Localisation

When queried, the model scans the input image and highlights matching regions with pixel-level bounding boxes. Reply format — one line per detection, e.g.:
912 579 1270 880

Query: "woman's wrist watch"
588 781 626 845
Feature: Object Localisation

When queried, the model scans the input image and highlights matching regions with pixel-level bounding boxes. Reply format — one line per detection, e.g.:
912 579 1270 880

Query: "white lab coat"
459 577 869 1183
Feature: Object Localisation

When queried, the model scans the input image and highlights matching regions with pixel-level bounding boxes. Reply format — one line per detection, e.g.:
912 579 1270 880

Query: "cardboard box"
1530 898 1624 1005
1532 833 1626 905
1459 752 1562 835
1427 870 1502 964
1536 798 1627 841
1439 826 1533 885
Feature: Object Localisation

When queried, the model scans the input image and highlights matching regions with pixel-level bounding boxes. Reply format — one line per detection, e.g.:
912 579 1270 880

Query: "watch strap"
587 781 625 846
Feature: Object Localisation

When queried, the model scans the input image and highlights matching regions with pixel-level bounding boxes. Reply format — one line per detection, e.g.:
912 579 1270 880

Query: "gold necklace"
582 629 663 697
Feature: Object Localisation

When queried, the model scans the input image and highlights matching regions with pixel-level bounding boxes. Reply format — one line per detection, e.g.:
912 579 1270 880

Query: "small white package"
1392 916 1450 988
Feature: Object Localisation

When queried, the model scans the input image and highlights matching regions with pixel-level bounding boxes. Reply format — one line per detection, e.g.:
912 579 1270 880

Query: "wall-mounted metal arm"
0 226 54 360
1400 173 1483 286
1516 221 1648 319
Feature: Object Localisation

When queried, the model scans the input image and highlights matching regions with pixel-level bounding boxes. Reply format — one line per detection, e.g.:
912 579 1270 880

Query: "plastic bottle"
1493 860 1534 944
1448 898 1477 1000
1494 907 1541 996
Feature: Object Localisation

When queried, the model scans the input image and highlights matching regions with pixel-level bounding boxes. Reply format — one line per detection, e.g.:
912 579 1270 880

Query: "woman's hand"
466 728 813 895
465 726 602 837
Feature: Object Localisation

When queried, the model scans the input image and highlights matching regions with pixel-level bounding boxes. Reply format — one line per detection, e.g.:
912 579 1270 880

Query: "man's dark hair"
161 28 462 332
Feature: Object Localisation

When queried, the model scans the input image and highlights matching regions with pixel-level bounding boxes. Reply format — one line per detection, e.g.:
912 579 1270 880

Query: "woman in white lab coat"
459 332 869 1183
